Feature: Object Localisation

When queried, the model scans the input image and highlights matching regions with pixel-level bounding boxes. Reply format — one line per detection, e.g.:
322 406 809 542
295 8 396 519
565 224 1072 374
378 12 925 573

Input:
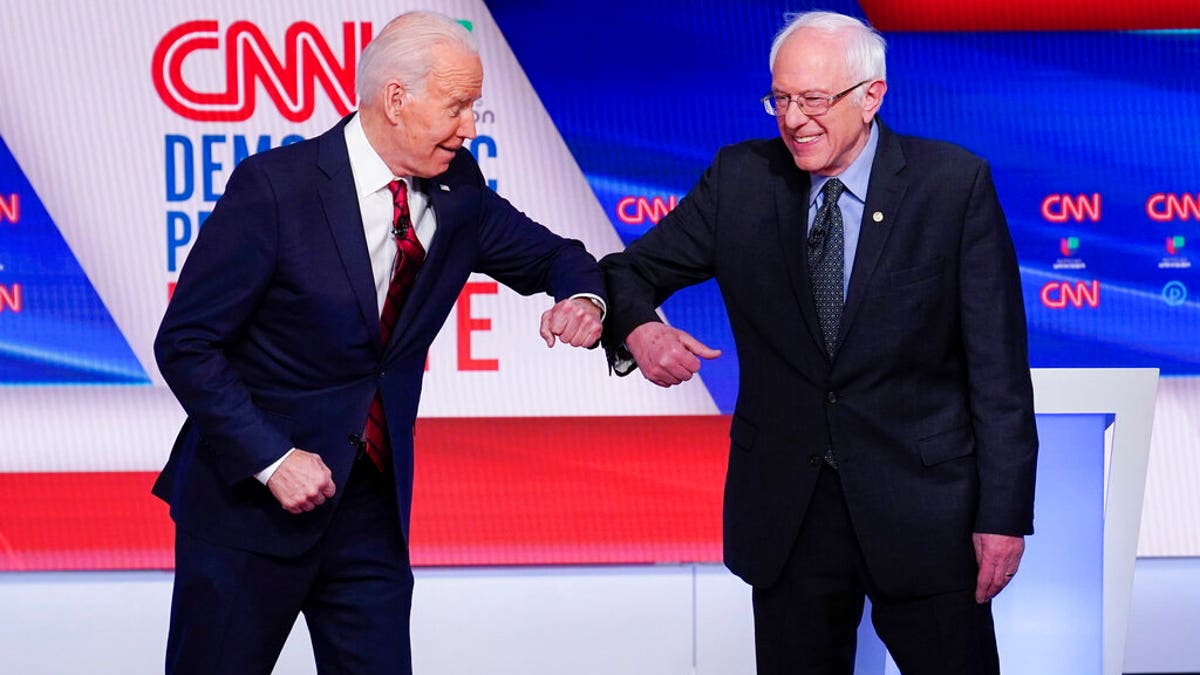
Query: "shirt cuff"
569 293 606 321
610 342 638 376
254 448 297 485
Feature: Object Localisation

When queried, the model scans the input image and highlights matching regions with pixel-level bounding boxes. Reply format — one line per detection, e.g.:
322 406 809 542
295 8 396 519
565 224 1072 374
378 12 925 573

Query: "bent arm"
600 149 724 370
155 159 293 485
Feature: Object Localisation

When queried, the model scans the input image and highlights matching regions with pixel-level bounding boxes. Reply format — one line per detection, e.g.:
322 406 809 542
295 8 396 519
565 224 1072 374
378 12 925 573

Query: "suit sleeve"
599 148 723 357
469 162 605 304
154 158 294 485
958 160 1039 536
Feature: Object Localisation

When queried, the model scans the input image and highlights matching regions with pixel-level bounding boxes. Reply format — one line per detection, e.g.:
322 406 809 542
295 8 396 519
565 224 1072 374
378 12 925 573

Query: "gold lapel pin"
872 211 884 223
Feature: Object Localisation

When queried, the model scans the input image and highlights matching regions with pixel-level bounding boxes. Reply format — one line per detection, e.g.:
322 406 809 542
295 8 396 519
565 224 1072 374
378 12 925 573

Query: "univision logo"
1159 236 1191 270
1054 236 1085 271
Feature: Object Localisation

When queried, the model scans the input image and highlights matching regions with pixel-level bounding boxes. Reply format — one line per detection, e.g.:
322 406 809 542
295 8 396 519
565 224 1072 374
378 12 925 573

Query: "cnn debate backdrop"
0 0 1197 569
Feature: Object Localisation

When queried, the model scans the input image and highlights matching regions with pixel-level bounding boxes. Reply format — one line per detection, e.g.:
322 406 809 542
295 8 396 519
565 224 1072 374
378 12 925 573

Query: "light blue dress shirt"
806 121 880 297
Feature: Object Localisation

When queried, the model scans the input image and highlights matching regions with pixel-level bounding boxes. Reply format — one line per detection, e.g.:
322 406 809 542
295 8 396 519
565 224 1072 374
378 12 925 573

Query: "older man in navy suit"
154 11 604 674
602 10 1037 675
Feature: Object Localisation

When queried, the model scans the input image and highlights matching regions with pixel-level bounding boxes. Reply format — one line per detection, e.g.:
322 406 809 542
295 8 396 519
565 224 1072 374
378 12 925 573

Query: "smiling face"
379 42 483 178
772 28 885 177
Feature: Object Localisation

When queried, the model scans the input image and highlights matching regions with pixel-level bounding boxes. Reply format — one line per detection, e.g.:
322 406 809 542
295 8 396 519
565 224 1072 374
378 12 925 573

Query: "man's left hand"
540 297 603 348
973 532 1025 603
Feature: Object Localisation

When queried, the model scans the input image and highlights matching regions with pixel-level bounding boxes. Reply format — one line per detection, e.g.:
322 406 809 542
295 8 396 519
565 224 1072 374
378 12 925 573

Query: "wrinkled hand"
973 532 1024 603
540 297 603 348
266 449 336 514
626 322 721 387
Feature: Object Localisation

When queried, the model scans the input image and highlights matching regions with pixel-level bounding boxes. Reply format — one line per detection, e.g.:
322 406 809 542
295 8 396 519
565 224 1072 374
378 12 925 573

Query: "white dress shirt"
343 113 437 316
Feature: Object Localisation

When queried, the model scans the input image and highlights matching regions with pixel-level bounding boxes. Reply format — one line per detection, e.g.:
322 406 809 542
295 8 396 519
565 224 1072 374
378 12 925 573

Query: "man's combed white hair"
768 10 886 102
356 11 478 103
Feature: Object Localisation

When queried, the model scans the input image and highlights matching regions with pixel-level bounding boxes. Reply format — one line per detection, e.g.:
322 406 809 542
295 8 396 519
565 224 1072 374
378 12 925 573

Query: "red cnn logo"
1040 280 1100 309
1041 194 1101 222
0 284 21 313
0 193 17 224
152 20 372 122
1146 193 1200 222
616 196 678 225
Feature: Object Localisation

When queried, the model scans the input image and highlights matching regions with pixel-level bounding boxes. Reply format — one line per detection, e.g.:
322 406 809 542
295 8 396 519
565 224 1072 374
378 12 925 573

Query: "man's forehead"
427 51 482 84
429 43 481 69
772 35 846 89
771 68 840 91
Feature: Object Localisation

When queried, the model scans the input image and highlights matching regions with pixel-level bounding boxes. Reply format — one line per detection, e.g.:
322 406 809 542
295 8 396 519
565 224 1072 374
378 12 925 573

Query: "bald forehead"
423 43 482 99
428 42 481 73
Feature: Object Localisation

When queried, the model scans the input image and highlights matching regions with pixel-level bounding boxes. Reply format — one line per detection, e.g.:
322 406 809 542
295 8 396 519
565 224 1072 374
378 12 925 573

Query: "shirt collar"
344 112 402 198
811 120 879 206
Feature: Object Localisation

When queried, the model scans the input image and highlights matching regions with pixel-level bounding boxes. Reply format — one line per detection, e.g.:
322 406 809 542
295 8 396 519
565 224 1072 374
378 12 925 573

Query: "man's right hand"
266 450 336 514
626 322 721 388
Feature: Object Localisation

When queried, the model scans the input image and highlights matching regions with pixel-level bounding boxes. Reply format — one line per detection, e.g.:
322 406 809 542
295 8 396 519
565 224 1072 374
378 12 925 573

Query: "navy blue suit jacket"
602 122 1037 596
154 117 604 557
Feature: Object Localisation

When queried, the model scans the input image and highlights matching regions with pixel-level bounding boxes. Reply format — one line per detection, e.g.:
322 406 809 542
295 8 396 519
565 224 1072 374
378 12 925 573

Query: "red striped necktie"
362 179 427 473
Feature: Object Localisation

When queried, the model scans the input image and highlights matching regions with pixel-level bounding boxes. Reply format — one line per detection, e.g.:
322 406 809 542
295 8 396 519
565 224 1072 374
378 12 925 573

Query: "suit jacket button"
809 454 821 467
826 391 838 404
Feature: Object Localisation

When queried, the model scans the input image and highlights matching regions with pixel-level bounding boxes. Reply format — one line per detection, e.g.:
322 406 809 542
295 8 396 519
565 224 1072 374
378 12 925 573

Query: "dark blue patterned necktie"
808 177 845 357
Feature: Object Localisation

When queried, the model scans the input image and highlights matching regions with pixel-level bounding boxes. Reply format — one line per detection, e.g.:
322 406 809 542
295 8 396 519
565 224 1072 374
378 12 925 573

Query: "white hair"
768 11 886 102
355 11 478 103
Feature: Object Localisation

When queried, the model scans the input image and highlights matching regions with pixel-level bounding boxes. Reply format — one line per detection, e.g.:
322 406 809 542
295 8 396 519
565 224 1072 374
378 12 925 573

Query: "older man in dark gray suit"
602 10 1037 674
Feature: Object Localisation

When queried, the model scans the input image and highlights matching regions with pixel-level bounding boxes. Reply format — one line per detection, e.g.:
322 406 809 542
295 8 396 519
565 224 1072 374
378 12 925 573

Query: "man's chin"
415 156 455 178
787 148 830 174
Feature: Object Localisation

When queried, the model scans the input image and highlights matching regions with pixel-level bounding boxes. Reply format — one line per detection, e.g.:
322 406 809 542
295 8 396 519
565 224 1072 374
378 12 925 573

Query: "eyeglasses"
761 80 868 117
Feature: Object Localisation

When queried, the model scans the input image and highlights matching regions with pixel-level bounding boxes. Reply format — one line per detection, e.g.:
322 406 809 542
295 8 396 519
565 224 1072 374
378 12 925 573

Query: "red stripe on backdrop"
860 0 1200 31
0 416 730 572
0 472 171 571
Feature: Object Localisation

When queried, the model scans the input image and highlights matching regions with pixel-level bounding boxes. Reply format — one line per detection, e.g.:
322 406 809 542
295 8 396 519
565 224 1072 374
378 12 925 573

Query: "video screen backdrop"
0 0 1196 570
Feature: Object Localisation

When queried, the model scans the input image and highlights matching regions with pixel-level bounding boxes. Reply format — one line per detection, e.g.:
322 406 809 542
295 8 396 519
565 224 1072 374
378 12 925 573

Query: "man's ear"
383 81 406 123
861 79 887 121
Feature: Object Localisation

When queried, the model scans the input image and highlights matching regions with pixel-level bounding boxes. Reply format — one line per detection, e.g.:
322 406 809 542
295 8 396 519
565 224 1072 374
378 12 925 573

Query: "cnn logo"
1041 194 1101 223
1040 280 1100 309
152 20 372 122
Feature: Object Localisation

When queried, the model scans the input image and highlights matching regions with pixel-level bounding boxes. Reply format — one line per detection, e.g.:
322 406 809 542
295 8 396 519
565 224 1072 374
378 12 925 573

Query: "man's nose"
458 111 477 139
782 101 812 128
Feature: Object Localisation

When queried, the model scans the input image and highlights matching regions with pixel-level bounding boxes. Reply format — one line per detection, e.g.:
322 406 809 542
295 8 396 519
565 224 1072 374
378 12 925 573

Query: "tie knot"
387 179 408 207
821 177 845 205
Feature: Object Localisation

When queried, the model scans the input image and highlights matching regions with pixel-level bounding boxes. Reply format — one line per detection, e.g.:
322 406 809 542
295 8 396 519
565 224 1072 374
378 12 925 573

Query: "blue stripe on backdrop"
0 135 149 384
487 2 1200 412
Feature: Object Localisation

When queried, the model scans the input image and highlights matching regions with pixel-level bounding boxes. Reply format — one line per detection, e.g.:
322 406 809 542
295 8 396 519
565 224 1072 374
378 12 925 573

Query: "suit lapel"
773 151 825 355
315 117 381 354
839 122 908 348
